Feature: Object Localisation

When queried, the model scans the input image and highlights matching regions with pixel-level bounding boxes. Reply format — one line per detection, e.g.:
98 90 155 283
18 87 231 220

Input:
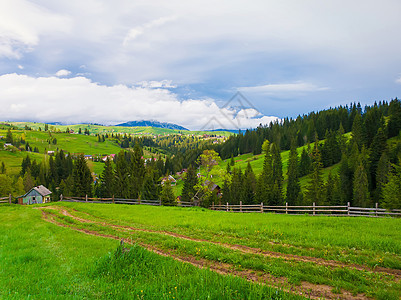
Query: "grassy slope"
8 122 233 137
0 204 302 299
36 203 401 298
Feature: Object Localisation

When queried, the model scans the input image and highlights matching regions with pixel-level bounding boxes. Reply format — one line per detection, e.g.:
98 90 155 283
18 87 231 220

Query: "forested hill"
214 99 401 159
116 120 189 131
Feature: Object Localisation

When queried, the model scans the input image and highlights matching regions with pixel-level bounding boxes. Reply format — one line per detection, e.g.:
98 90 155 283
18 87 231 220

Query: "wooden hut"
18 185 52 205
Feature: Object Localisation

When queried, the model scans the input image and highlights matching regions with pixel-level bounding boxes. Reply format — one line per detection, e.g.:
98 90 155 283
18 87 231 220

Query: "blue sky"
1 0 401 129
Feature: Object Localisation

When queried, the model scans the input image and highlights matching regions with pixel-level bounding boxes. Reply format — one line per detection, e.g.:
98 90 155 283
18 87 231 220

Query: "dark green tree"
255 140 273 204
243 162 256 204
353 157 370 207
181 164 198 202
160 181 176 206
286 141 301 205
305 140 323 205
100 157 114 198
72 154 93 197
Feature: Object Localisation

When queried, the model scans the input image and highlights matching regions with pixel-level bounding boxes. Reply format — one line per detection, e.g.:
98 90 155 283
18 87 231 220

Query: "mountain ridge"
116 120 189 131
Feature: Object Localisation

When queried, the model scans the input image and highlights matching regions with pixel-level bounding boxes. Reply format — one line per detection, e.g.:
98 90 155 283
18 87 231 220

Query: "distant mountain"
116 120 189 131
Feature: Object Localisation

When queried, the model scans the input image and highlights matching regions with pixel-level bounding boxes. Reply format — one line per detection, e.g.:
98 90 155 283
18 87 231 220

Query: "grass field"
1 202 399 299
7 122 234 137
0 204 303 299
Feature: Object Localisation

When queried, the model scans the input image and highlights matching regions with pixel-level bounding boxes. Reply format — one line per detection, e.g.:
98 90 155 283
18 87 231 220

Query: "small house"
161 175 177 186
18 185 52 205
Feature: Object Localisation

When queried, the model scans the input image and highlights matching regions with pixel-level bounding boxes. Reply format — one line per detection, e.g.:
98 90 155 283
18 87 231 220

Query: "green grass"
7 122 234 137
40 203 401 299
0 204 302 299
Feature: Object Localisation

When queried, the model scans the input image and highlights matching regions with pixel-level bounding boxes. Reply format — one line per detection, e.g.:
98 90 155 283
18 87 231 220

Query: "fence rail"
211 201 401 217
49 195 401 217
60 195 193 208
0 194 12 204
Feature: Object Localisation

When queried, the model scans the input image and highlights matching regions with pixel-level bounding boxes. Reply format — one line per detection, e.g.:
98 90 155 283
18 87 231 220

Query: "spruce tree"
375 152 390 205
271 143 283 205
114 150 130 198
382 162 401 209
23 167 35 193
160 181 176 206
72 154 93 197
230 168 243 205
181 164 198 202
255 140 273 204
100 157 114 197
130 143 145 198
243 162 256 204
353 158 370 207
286 141 301 205
305 140 323 205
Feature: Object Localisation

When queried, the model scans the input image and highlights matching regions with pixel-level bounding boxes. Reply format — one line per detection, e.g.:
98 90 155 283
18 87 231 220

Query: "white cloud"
0 0 71 58
17 65 24 70
137 80 176 89
396 76 401 84
123 15 177 46
55 69 72 77
239 82 329 95
0 73 278 130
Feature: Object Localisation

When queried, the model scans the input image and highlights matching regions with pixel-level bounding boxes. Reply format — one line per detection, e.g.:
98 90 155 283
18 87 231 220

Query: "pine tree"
142 171 160 200
100 157 114 197
382 162 401 209
255 140 273 204
114 150 130 198
160 181 176 206
230 168 243 205
351 112 364 150
375 152 390 205
72 154 93 197
271 143 283 205
369 127 387 192
305 140 323 205
286 141 301 205
353 158 370 207
298 147 311 177
130 143 145 199
181 164 198 202
243 162 256 204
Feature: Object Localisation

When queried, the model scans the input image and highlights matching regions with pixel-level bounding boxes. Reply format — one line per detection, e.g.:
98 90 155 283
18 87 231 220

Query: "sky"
0 0 401 130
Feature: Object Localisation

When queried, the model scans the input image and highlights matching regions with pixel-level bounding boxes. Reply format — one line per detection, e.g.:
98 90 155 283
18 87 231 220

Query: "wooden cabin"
18 185 52 205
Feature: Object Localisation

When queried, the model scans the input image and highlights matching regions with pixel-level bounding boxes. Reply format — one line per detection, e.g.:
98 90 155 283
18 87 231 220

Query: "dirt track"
38 205 395 300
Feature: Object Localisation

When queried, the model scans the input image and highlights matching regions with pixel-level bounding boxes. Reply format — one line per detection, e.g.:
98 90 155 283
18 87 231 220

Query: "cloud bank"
0 73 278 130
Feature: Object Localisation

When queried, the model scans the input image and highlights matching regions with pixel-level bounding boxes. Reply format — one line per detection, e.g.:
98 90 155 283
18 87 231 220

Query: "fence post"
8 194 12 204
85 194 88 202
240 201 242 213
313 202 315 216
212 202 215 210
138 196 141 205
347 202 350 216
159 199 162 206
375 203 378 217
112 195 115 204
286 202 288 214
60 194 63 201
260 202 263 213
226 202 229 212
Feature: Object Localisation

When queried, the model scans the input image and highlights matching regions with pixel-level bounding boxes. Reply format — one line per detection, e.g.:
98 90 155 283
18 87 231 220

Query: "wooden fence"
60 195 194 207
0 194 12 204
211 201 401 217
25 194 401 218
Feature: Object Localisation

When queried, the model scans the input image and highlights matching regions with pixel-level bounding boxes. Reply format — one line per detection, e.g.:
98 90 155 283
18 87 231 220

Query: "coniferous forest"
3 98 401 210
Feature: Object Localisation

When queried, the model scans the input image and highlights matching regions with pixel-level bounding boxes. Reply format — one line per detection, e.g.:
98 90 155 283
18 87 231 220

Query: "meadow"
2 202 399 299
0 204 303 299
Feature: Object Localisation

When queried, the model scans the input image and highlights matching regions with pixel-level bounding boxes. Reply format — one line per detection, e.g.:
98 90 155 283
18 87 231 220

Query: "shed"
18 185 52 205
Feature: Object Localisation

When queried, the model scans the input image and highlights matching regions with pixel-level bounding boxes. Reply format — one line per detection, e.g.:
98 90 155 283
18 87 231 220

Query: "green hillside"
8 122 233 137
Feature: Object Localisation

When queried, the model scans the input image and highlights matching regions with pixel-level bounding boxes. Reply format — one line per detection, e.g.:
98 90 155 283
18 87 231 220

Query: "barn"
18 185 52 205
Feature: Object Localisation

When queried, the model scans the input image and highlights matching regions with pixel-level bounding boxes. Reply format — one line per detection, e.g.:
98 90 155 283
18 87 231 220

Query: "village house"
18 185 52 205
161 175 177 186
